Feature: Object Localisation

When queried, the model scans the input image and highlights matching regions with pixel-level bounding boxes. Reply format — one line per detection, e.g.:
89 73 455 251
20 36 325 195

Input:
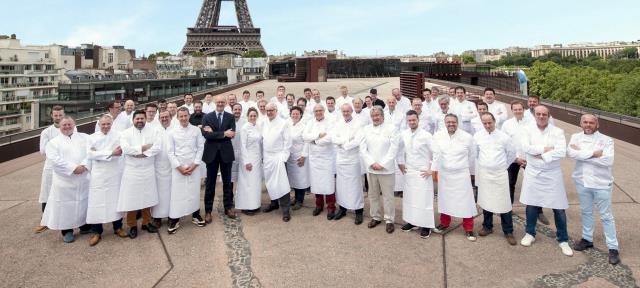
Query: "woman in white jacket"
287 106 310 210
236 108 263 215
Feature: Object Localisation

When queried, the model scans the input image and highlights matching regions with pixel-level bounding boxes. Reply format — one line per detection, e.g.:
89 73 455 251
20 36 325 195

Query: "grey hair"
99 114 113 124
370 105 385 118
438 96 449 104
177 107 190 115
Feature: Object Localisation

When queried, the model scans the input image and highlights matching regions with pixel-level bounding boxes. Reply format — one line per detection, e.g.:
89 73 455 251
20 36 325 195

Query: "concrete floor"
0 78 638 287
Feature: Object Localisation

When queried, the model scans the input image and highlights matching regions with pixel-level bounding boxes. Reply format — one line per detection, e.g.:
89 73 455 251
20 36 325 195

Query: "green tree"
148 51 172 60
612 47 639 59
462 53 476 64
242 50 267 58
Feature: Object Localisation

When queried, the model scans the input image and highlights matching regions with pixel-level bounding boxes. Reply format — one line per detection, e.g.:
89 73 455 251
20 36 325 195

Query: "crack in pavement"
217 204 262 288
152 232 175 288
511 214 638 287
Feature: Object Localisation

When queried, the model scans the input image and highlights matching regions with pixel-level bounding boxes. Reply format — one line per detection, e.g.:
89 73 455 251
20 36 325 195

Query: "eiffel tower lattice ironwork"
181 0 266 56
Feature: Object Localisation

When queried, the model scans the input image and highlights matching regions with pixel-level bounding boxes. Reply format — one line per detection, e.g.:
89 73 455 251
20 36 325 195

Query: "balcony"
0 82 56 89
0 110 21 117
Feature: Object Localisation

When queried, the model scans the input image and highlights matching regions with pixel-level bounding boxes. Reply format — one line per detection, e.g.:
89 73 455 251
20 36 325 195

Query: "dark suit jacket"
201 110 236 164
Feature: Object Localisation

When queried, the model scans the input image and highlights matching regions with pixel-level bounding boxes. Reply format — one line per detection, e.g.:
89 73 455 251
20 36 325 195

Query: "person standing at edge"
36 105 65 233
41 116 92 243
568 114 620 265
202 95 237 222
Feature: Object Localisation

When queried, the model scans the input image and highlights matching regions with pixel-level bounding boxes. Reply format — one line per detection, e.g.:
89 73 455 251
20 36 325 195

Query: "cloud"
61 17 138 47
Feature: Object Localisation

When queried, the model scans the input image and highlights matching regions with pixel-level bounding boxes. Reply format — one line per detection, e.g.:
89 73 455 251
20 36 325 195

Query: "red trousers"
440 213 474 232
315 194 336 211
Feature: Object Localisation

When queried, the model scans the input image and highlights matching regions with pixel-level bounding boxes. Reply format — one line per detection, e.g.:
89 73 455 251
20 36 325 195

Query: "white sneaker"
559 242 573 257
520 233 536 246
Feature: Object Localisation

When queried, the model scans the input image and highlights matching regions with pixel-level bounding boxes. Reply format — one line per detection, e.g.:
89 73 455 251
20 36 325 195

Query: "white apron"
86 158 124 224
287 121 310 189
336 162 364 210
476 167 512 214
152 132 172 218
117 126 160 212
437 168 477 218
403 170 435 228
263 152 290 200
520 166 568 209
236 122 263 210
39 164 53 203
394 167 405 191
169 166 202 218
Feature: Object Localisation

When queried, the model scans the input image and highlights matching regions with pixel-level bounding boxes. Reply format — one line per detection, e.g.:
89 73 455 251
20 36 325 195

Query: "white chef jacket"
567 131 614 189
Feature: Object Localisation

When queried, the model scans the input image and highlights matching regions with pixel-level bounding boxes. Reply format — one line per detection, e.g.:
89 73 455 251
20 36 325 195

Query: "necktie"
217 113 223 130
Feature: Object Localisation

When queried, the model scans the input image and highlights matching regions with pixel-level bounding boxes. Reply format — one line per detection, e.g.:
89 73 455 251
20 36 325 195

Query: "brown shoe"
225 209 237 219
205 212 213 224
34 225 48 233
368 219 382 229
478 228 493 237
505 234 517 246
386 223 395 234
114 229 128 238
89 234 101 246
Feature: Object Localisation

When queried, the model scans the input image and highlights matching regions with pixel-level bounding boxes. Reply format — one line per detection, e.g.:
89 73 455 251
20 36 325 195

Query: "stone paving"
0 78 638 287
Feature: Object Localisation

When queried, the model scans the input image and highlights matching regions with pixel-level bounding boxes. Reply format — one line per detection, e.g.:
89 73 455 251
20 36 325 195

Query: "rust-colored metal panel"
400 72 424 99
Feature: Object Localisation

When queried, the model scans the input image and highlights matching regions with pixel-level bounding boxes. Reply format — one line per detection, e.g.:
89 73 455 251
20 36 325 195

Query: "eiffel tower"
181 0 266 56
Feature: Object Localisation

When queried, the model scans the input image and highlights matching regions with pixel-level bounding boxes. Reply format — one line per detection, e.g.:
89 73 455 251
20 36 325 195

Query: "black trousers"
61 224 91 236
205 152 234 212
90 219 124 234
507 163 521 204
269 195 291 216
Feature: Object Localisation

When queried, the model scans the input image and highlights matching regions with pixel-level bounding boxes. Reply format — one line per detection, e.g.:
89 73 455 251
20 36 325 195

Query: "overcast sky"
4 0 639 56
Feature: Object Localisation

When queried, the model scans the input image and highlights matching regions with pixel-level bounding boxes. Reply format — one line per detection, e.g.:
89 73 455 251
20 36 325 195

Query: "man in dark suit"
202 95 237 222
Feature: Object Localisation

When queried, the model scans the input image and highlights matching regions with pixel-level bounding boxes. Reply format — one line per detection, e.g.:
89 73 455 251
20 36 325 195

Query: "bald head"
533 105 550 128
124 100 135 113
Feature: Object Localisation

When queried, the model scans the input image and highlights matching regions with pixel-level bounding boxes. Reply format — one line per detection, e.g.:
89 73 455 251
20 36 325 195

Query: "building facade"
531 42 640 58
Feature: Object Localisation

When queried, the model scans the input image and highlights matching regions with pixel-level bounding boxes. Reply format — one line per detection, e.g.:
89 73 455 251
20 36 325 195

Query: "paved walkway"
0 78 638 287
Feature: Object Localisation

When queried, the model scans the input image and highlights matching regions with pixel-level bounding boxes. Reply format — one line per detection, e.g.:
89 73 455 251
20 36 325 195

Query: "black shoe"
573 238 594 251
312 207 323 216
128 226 138 239
354 213 363 225
282 214 291 222
608 249 620 265
291 202 303 211
242 210 256 216
420 228 431 239
167 221 179 234
333 209 346 221
191 215 206 227
401 223 416 232
263 205 279 213
327 211 335 220
142 224 158 233
432 224 448 234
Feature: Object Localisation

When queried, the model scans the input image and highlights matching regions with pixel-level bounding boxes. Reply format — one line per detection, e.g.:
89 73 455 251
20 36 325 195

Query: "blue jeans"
482 210 514 234
575 182 619 250
525 205 568 243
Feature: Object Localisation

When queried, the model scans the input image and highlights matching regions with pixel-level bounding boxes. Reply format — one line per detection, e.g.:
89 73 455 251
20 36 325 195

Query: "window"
23 65 30 71
5 118 18 125
38 77 45 82
108 53 114 63
45 53 49 59
64 60 67 64
0 78 7 84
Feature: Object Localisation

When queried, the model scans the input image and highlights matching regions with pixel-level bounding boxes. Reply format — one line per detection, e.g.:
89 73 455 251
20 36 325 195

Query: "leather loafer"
114 228 128 238
142 224 158 233
354 213 363 225
89 234 101 246
333 209 346 221
326 211 335 220
204 212 213 224
386 223 395 234
312 207 323 216
128 227 138 239
368 219 382 229
225 209 238 219
282 215 291 222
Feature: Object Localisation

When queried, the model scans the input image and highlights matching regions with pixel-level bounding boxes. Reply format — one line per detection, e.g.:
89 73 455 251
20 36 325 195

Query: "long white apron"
336 162 364 210
477 167 512 214
86 160 124 224
437 168 477 218
286 157 310 189
394 166 405 191
152 147 172 218
117 156 159 211
169 166 202 218
42 173 90 230
403 170 435 228
39 163 53 203
520 166 568 209
308 152 335 195
263 152 290 200
236 162 263 210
